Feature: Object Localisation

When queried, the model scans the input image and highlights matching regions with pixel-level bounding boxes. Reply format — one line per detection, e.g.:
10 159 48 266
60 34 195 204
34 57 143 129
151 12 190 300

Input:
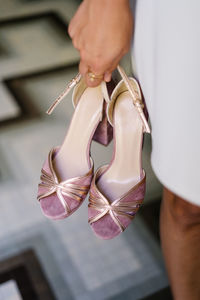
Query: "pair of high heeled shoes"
37 65 150 240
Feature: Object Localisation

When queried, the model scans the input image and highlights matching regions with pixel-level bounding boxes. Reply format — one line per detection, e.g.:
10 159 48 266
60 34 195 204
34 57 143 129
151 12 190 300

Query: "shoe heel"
92 79 115 146
92 101 113 146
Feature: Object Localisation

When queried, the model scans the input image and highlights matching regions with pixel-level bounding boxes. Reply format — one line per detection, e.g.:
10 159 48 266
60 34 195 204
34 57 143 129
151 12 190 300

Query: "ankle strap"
46 73 82 115
117 65 150 133
46 65 150 133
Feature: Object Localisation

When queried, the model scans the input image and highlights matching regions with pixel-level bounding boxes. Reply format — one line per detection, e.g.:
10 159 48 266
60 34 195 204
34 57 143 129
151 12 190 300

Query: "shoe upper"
88 166 146 239
38 148 94 219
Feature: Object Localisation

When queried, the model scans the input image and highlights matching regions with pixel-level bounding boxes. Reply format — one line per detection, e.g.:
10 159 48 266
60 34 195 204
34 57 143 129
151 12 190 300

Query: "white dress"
131 0 200 206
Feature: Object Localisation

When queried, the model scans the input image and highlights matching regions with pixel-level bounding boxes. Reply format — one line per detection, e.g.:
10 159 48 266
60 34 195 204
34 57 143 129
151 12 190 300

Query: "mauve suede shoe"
88 65 150 239
37 73 114 220
88 166 146 239
38 147 94 220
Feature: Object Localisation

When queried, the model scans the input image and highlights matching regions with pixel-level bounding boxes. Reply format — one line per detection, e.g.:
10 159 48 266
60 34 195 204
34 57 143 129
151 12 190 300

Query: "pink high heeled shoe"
37 74 114 220
88 65 150 239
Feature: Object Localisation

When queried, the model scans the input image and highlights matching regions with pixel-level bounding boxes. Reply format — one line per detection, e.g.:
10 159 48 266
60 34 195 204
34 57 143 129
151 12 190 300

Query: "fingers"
104 72 112 82
79 61 102 87
86 73 103 87
68 15 79 39
79 60 88 76
68 0 133 88
68 21 82 50
79 53 120 87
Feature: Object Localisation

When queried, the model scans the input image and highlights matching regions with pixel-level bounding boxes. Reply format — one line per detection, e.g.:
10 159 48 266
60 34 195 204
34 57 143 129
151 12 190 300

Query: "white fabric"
131 0 200 206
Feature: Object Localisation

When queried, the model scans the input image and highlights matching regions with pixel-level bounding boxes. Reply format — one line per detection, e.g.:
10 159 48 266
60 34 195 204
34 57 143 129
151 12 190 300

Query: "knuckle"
68 27 72 38
79 62 88 75
81 51 116 75
72 38 79 50
68 23 74 38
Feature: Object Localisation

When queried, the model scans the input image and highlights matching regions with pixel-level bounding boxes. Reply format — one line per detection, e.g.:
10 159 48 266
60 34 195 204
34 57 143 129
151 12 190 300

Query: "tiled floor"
0 0 170 299
0 250 55 299
0 281 22 300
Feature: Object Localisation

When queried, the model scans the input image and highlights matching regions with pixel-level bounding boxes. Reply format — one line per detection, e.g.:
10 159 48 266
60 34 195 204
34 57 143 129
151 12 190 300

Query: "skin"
161 188 200 300
68 0 133 87
68 1 200 299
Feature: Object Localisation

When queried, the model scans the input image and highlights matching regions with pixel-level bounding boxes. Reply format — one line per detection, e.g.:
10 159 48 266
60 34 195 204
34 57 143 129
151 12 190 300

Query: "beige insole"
53 86 103 181
98 91 144 201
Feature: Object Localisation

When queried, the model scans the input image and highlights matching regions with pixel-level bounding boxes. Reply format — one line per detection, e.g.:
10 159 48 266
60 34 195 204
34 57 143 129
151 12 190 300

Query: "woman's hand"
68 0 133 87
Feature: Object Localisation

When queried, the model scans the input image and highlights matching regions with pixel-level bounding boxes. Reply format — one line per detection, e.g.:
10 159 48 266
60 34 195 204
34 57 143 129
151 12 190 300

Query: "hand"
68 0 133 87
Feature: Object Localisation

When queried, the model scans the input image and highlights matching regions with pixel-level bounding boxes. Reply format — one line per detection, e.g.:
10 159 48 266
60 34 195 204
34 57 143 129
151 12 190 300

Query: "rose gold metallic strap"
88 188 143 232
37 149 93 214
46 73 82 115
117 65 151 133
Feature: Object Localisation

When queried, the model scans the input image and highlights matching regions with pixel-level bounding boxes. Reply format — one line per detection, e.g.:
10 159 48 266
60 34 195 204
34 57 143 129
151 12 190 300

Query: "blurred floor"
0 1 170 299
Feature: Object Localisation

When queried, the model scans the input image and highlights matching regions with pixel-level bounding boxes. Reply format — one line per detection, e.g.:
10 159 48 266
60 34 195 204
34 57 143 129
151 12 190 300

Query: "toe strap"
88 186 143 232
38 148 93 214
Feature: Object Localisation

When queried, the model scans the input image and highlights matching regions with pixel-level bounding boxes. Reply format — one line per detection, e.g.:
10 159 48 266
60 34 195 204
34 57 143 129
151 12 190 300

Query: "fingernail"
104 72 111 82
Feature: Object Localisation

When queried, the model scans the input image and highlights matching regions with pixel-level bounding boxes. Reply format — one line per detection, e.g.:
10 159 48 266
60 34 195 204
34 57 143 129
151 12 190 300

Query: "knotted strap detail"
88 167 145 232
38 148 93 214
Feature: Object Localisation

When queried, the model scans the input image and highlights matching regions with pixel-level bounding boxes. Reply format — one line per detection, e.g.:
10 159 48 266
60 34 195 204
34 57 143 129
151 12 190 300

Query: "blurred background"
0 0 172 299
